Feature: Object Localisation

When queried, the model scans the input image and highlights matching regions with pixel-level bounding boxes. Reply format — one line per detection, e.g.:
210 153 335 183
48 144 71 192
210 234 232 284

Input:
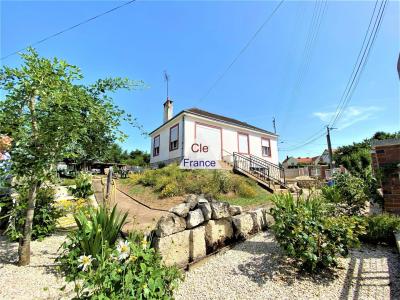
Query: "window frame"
261 137 271 157
237 132 250 154
153 135 160 157
169 123 179 152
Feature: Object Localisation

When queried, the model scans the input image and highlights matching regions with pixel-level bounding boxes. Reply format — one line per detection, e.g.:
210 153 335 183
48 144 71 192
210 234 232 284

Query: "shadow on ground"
234 233 400 299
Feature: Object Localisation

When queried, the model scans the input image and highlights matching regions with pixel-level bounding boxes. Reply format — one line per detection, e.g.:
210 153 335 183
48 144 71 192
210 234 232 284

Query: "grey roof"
150 107 277 136
371 138 400 147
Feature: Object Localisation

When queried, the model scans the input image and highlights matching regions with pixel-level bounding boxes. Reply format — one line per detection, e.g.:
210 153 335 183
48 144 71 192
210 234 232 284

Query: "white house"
149 99 279 168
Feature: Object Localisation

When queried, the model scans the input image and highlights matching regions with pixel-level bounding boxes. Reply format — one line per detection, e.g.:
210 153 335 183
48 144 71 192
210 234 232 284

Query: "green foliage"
57 208 181 299
68 172 94 199
270 194 366 272
323 173 368 216
5 186 61 241
135 164 259 199
74 205 128 257
361 214 400 245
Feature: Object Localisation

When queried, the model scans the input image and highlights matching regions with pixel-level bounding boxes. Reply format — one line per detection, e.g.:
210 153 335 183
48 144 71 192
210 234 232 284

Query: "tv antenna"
164 71 170 99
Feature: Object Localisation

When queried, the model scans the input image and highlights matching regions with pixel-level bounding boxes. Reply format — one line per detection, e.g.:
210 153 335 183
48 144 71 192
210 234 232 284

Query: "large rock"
250 208 268 231
210 201 230 219
232 213 254 238
155 214 186 237
153 230 190 267
185 194 199 209
189 225 206 261
197 194 209 204
229 205 242 216
169 203 191 217
205 218 233 250
186 209 205 229
198 202 212 221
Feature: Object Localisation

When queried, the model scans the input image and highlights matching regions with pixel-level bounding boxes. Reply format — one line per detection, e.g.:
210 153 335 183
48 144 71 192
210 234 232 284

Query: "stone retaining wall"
152 194 273 268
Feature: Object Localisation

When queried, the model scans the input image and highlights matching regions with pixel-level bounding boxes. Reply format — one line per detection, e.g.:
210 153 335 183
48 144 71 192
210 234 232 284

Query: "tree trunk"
18 182 38 266
18 94 39 266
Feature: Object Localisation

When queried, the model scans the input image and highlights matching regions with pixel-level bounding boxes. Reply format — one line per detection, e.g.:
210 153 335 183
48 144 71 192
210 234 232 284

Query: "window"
238 133 249 154
153 135 160 156
261 138 271 157
169 124 179 151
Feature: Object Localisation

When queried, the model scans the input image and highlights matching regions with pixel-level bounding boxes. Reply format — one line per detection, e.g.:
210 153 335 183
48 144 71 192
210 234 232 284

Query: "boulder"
189 225 206 261
210 201 230 219
198 202 212 221
186 209 205 229
261 207 274 226
205 218 233 250
232 213 254 238
185 194 199 209
250 208 268 231
197 194 209 204
229 205 243 216
153 230 190 267
155 214 186 237
169 203 191 217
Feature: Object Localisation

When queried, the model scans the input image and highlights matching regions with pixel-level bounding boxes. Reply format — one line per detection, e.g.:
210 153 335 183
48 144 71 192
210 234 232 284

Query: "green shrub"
69 172 94 199
361 214 400 245
270 193 366 272
6 185 61 241
57 208 181 299
323 173 369 216
236 182 257 198
160 182 181 198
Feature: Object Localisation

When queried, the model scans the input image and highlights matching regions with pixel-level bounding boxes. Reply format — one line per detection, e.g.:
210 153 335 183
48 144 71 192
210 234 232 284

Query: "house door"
195 123 222 160
238 133 249 154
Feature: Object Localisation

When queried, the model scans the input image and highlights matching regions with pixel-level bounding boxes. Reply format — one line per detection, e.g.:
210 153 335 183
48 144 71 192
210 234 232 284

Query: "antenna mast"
164 70 170 99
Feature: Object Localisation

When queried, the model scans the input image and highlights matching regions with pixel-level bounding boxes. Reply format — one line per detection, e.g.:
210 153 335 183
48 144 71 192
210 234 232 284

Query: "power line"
329 0 387 127
197 0 285 103
280 0 387 153
1 0 136 61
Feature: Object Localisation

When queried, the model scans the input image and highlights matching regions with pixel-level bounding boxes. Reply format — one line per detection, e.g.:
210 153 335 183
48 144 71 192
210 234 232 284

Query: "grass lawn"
219 186 274 209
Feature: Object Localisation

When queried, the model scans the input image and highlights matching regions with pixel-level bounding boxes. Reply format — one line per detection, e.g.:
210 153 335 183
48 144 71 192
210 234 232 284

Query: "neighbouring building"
282 156 320 169
149 98 279 168
371 139 400 215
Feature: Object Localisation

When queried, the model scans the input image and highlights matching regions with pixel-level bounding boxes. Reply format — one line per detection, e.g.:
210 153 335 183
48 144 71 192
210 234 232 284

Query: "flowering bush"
57 207 181 299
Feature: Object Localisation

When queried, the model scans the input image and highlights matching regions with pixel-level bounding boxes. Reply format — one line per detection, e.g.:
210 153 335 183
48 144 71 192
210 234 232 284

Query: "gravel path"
175 232 400 300
0 232 74 300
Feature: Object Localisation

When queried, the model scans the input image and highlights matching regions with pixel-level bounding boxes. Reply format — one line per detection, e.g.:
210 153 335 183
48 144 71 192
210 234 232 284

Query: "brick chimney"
163 98 173 123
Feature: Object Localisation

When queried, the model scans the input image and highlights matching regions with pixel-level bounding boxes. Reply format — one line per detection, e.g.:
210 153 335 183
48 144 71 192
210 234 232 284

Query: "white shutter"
170 126 178 141
262 139 270 147
238 134 249 153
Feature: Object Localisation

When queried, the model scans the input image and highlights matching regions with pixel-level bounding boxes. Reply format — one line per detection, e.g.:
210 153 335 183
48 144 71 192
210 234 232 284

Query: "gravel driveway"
175 231 400 300
0 232 73 300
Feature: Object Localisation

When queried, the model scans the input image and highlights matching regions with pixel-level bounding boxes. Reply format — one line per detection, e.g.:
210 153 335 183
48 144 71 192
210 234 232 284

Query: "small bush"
361 214 400 245
6 185 61 241
69 172 94 199
236 182 257 198
160 182 181 198
323 173 369 216
270 193 366 272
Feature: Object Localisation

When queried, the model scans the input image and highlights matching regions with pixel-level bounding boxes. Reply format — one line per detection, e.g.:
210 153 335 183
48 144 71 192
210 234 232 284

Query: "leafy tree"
0 48 142 265
126 149 150 166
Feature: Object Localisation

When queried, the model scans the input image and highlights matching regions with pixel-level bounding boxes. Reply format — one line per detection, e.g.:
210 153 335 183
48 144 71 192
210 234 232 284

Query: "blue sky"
1 0 399 161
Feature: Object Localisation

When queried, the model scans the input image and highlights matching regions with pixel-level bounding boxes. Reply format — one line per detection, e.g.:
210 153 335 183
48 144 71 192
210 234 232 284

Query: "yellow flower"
141 238 148 249
142 283 147 290
128 255 137 263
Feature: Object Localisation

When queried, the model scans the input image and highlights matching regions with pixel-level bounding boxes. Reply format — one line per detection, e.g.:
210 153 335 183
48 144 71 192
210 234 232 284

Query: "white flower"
116 240 130 261
78 255 93 271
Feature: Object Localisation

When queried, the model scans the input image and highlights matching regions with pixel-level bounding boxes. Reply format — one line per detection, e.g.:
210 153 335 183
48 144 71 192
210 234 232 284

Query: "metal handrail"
233 152 287 188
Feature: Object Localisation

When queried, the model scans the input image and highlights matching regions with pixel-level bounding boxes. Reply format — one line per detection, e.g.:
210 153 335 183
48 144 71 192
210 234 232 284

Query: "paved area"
92 178 170 233
175 231 400 300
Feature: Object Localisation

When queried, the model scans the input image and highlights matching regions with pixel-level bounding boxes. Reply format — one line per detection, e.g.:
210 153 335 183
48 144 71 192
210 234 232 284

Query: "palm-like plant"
74 205 127 256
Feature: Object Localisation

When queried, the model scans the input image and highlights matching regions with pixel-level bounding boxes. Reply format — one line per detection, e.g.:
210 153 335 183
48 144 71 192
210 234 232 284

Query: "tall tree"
0 49 142 265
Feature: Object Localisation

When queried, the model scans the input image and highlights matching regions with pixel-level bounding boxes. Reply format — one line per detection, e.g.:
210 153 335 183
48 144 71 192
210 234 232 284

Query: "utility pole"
326 126 335 169
272 117 276 134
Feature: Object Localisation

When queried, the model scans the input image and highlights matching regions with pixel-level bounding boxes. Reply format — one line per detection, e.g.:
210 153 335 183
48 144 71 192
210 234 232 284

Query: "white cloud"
313 106 383 130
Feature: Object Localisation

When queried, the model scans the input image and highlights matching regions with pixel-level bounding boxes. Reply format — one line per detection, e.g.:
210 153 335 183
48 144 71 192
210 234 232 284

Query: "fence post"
105 166 113 205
